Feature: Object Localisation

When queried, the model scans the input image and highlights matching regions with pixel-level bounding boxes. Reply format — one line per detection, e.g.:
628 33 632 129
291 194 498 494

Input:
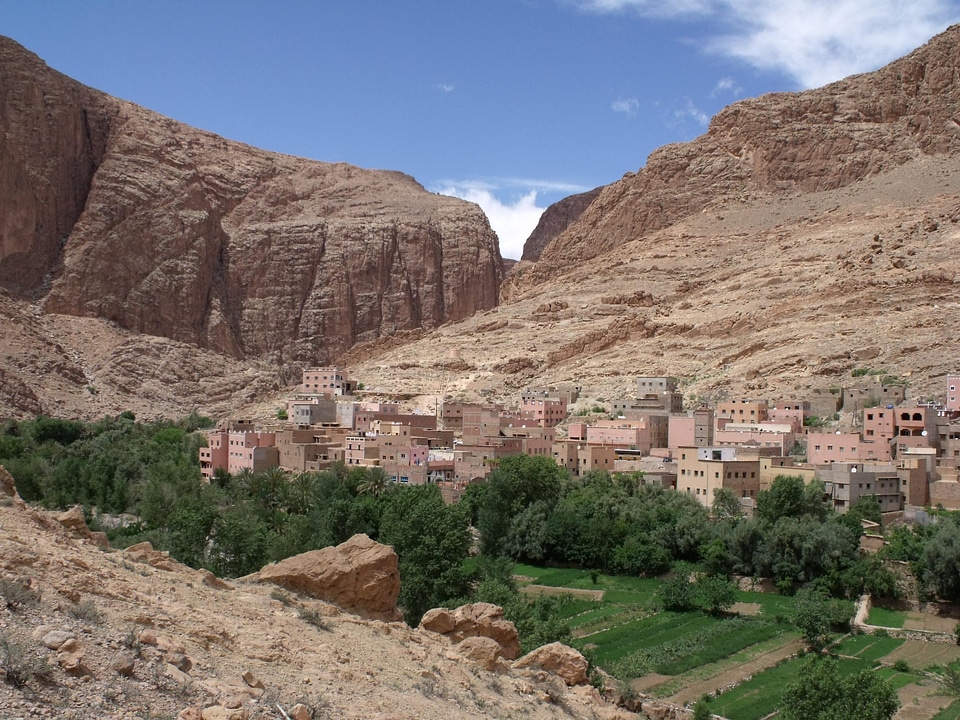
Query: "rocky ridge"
0 35 502 417
346 26 960 411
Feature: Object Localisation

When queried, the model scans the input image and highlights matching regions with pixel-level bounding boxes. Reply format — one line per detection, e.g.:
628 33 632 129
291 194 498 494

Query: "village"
198 366 960 519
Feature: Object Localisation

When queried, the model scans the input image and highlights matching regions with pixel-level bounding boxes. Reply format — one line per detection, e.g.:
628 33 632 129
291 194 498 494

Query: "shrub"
0 579 40 611
1 632 51 689
66 599 103 624
297 607 330 630
892 659 910 673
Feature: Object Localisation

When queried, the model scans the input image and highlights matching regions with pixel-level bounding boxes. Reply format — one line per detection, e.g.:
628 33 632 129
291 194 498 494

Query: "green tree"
660 571 696 611
477 455 565 557
780 657 898 720
379 485 472 624
696 574 737 615
923 522 960 602
756 475 828 524
358 466 390 497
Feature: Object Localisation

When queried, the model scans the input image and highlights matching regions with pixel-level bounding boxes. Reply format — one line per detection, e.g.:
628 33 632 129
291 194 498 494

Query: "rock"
290 703 313 720
40 630 75 649
177 710 203 720
512 642 589 686
201 707 249 720
199 569 233 591
419 602 521 660
111 651 136 677
168 652 194 673
56 505 88 532
123 541 185 572
419 608 456 634
241 670 264 689
57 645 88 676
258 534 401 620
0 465 17 498
521 188 602 262
138 629 158 646
456 636 503 671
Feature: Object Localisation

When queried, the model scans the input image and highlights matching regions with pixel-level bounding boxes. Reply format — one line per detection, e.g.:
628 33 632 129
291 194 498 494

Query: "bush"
0 579 39 611
892 659 910 673
1 632 51 689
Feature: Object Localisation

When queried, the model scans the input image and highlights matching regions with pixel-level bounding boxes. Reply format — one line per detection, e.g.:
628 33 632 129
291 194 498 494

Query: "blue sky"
5 1 959 259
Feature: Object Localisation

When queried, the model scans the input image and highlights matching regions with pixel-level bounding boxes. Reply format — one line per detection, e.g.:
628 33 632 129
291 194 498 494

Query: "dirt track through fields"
662 638 804 706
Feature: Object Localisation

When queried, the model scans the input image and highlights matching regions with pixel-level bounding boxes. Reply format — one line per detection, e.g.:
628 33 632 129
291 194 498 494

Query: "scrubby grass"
932 700 960 720
512 563 661 603
832 634 905 662
867 606 907 628
735 589 795 618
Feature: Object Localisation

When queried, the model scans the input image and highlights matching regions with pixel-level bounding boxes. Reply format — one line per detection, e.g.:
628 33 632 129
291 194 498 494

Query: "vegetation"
780 657 899 720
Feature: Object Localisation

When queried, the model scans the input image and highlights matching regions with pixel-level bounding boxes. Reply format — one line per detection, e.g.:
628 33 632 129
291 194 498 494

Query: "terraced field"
514 564 960 720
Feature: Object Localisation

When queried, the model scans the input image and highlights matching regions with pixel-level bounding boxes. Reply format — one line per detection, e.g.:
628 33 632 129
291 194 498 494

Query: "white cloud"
569 0 960 88
611 97 640 117
675 97 710 127
710 0 960 88
711 76 742 97
437 83 455 92
433 182 548 260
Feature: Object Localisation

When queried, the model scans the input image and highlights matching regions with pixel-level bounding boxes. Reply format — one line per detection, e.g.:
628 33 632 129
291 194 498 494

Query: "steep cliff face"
517 24 960 286
520 188 601 262
0 39 111 294
0 37 502 369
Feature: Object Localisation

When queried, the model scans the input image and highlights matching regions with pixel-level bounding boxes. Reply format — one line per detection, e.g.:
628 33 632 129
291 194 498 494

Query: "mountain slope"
0 37 502 371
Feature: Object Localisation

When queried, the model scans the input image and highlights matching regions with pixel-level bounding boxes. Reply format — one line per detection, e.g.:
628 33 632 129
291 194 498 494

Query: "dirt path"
664 638 804 706
519 584 605 600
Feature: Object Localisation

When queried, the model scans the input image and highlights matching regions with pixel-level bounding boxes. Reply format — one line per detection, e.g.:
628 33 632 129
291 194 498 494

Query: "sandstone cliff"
520 187 602 262
352 26 960 409
513 23 960 287
0 37 502 372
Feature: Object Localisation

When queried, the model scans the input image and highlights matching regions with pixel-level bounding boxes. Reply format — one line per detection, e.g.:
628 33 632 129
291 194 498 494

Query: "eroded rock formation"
0 36 502 372
257 533 402 621
517 23 960 286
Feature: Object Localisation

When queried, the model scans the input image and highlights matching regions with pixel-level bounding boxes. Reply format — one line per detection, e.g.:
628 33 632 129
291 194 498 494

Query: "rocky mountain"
513 23 960 285
352 26 960 411
0 36 502 417
3 25 960 420
520 188 602 262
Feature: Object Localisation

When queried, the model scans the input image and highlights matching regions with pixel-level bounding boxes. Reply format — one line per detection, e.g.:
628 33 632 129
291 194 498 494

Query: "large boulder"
512 642 589 686
0 464 17 498
258 534 401 621
420 602 521 660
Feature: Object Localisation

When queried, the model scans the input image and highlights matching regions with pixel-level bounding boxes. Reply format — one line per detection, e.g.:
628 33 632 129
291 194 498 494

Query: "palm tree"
358 466 390 497
287 472 317 515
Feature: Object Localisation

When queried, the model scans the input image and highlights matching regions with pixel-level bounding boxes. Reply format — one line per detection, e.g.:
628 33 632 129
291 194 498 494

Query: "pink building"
894 405 938 456
716 401 768 426
765 407 804 433
807 432 862 465
948 374 960 412
713 422 796 454
520 395 568 428
668 408 714 449
344 435 381 466
200 430 279 478
301 367 357 396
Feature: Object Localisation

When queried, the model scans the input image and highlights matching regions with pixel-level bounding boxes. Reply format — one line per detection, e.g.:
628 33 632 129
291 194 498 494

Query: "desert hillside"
2 26 960 420
347 26 960 411
0 471 639 720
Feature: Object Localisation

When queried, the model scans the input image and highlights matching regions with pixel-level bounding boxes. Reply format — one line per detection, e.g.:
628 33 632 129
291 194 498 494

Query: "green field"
513 564 944 720
833 634 906 662
932 700 960 720
868 606 907 628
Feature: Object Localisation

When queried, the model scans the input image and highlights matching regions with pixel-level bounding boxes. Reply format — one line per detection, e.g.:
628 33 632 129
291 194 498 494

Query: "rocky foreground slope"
0 36 501 417
0 468 646 719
